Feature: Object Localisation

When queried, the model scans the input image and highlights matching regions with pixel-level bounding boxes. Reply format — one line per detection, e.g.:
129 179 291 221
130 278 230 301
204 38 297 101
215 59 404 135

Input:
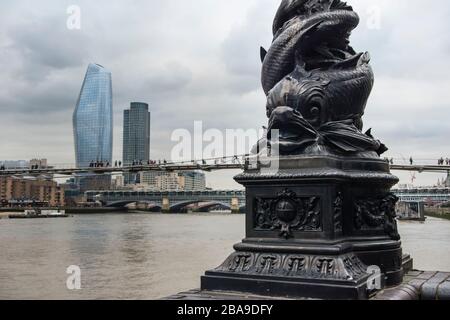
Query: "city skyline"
1 0 450 189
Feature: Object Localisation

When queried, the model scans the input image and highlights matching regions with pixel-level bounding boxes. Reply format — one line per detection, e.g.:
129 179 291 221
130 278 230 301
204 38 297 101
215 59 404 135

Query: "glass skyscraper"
122 102 151 184
123 102 151 165
73 63 113 168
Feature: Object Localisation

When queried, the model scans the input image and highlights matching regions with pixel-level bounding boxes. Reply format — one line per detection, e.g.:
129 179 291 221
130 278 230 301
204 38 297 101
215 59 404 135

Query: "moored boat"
9 209 70 219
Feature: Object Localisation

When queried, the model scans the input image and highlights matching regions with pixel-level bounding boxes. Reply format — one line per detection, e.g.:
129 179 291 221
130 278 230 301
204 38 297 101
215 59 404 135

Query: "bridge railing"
2 155 450 176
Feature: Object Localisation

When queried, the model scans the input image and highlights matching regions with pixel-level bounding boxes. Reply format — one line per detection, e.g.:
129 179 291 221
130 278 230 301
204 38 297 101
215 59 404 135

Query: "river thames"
0 213 449 300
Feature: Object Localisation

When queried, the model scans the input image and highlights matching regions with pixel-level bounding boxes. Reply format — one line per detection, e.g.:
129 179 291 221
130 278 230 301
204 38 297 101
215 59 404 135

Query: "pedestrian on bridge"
409 157 413 165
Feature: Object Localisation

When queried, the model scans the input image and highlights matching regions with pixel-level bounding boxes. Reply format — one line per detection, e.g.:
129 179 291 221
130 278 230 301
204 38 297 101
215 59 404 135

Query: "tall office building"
73 63 113 168
73 63 113 191
123 102 151 184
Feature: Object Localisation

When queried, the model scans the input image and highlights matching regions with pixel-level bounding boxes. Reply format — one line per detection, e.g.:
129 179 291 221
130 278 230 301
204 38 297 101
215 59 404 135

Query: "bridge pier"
445 170 450 187
162 197 170 213
231 197 240 214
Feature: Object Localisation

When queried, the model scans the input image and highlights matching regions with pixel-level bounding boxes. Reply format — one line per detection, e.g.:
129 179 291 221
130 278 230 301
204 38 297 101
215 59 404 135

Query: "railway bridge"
86 190 246 213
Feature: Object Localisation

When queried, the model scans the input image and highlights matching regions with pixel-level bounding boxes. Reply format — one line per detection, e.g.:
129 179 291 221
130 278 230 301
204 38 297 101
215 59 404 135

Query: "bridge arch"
170 200 232 213
106 200 162 212
194 202 233 212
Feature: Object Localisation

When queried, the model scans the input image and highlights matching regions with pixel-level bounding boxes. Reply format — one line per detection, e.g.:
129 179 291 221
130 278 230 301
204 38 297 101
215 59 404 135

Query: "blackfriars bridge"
87 188 450 213
86 190 246 213
393 187 450 204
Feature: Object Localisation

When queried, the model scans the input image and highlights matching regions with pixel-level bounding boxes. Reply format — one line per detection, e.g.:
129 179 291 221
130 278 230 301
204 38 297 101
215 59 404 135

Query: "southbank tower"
122 102 151 184
122 102 151 166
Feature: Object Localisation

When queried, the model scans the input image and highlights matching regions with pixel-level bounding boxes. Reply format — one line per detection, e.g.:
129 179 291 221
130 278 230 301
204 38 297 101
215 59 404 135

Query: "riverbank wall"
426 208 450 221
0 207 127 214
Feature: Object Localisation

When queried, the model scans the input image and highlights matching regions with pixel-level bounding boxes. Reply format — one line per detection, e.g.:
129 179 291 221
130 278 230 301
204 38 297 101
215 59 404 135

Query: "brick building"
0 176 65 207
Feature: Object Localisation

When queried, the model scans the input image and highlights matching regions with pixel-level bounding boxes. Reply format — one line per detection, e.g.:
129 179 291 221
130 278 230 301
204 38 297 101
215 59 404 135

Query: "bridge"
88 187 450 213
393 187 450 204
0 163 244 176
0 156 247 176
1 157 450 176
86 190 246 213
3 156 449 210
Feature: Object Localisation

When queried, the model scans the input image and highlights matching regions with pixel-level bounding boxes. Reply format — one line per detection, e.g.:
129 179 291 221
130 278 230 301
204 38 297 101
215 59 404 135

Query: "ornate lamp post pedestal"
201 156 404 299
201 0 408 300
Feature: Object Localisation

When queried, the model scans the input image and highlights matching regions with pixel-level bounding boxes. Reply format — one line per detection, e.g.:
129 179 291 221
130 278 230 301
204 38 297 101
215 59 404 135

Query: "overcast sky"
0 0 449 189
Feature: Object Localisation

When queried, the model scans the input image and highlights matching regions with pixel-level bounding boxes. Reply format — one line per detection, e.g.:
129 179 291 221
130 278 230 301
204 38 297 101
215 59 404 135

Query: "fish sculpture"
258 0 386 156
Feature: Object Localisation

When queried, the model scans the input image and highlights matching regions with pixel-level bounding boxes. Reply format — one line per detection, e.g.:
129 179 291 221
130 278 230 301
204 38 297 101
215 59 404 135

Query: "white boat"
41 210 66 216
9 209 69 219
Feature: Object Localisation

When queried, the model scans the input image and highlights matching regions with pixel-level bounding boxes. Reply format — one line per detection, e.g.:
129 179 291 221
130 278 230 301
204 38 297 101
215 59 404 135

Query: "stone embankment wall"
426 208 450 220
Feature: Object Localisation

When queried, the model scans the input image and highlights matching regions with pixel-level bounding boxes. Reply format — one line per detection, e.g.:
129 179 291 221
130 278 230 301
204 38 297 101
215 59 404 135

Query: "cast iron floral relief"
354 193 400 240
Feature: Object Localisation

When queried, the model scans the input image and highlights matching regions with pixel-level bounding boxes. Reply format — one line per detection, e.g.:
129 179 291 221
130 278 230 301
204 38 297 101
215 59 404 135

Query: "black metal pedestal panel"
201 156 407 299
201 273 369 300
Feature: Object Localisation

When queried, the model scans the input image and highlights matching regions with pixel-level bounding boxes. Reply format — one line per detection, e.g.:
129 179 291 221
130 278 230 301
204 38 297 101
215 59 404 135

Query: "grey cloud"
352 0 450 80
220 0 276 95
0 66 85 118
143 62 193 96
10 25 89 71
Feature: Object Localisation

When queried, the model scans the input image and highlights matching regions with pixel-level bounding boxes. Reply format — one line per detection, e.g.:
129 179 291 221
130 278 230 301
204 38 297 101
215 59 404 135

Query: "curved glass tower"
73 63 113 168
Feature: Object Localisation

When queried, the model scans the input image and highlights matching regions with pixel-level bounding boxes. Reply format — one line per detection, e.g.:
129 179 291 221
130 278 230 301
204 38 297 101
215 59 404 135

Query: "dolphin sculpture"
257 0 385 156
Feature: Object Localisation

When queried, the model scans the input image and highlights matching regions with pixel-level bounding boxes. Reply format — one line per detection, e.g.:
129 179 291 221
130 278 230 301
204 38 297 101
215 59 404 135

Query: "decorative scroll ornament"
333 192 343 232
216 251 368 282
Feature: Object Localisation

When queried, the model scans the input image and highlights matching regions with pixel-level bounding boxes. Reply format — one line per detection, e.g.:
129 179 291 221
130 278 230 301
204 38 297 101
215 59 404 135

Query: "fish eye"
310 106 320 117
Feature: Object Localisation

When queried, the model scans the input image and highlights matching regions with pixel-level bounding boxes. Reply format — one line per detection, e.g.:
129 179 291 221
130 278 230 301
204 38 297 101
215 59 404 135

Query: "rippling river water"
0 213 449 300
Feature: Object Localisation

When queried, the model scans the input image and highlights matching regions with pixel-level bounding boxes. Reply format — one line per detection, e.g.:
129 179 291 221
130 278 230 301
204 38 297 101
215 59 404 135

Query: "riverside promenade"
168 269 450 300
